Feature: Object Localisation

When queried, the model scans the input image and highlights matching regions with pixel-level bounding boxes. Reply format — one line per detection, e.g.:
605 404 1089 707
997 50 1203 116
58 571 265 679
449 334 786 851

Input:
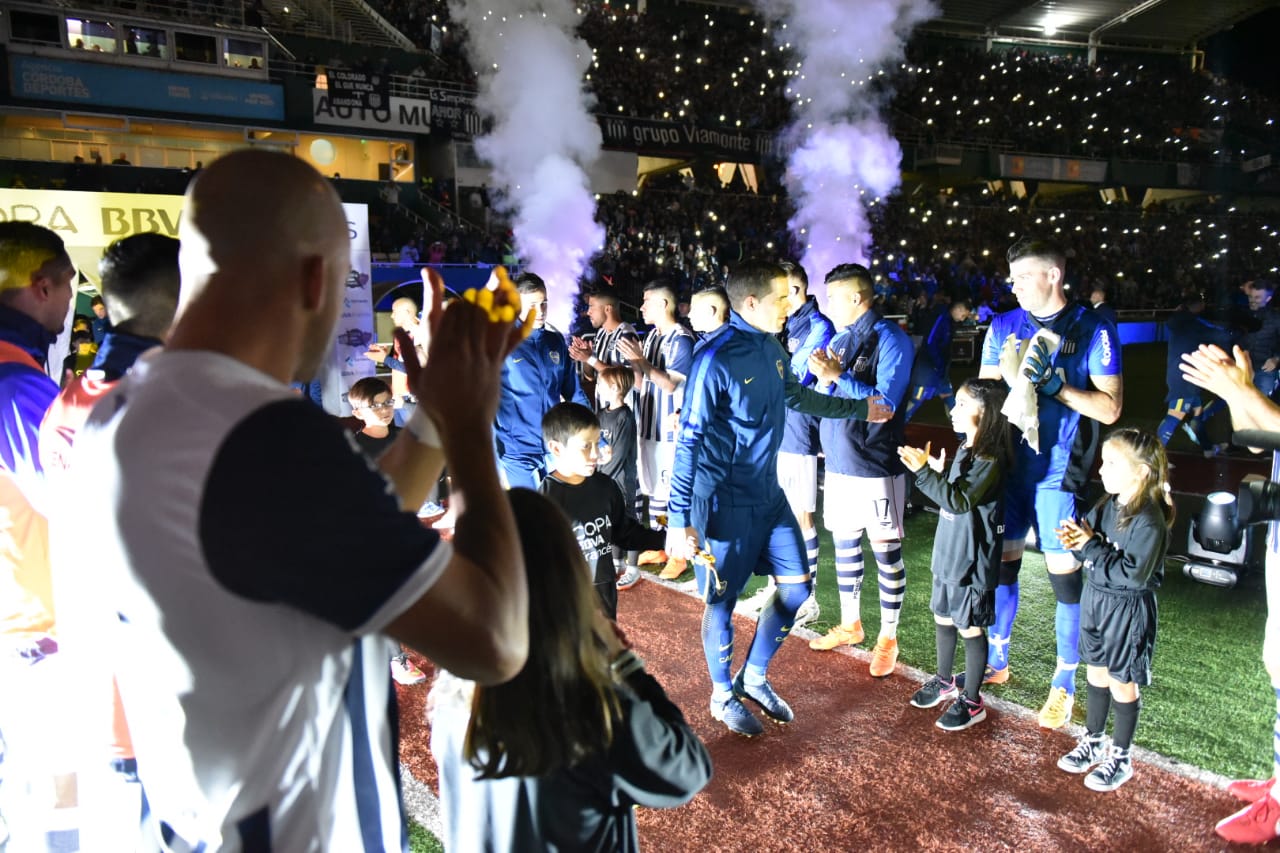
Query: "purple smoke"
448 2 604 333
755 0 937 301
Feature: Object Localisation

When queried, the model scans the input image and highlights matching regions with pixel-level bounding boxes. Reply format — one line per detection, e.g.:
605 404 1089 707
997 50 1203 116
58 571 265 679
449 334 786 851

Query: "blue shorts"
1003 478 1078 555
694 491 807 604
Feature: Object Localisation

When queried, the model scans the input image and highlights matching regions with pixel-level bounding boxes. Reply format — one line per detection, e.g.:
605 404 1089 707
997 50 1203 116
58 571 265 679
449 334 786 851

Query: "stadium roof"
924 0 1279 51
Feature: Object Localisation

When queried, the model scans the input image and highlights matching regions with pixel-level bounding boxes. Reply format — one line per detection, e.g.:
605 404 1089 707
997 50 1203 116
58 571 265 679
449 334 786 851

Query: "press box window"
67 17 117 53
224 37 264 70
124 26 167 59
9 10 61 46
174 31 216 64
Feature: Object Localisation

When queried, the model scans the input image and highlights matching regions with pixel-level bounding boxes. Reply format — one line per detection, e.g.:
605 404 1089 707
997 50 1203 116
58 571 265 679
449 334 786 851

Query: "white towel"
998 328 1061 455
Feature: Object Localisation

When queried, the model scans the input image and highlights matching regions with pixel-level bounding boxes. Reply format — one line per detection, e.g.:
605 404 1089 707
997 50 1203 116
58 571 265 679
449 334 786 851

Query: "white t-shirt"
62 349 450 851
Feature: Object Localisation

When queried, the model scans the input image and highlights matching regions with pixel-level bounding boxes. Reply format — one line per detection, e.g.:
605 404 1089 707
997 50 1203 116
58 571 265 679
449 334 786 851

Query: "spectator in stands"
111 154 131 166
89 294 110 345
1090 285 1119 328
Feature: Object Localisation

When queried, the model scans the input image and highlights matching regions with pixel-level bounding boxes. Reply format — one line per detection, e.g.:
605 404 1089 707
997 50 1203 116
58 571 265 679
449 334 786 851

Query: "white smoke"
448 1 604 333
754 0 937 300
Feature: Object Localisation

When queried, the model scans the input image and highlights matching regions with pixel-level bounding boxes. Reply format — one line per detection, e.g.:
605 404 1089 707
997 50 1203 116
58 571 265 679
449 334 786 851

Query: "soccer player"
904 297 971 422
61 149 529 848
0 222 76 850
495 273 589 489
1157 291 1233 449
568 287 638 406
666 260 892 736
689 286 730 338
40 232 180 848
617 280 696 579
979 237 1122 729
805 264 914 678
772 261 833 627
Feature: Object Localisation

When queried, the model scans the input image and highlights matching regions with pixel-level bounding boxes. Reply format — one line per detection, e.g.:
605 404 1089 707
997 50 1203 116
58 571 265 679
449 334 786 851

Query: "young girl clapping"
898 378 1011 731
1055 428 1172 792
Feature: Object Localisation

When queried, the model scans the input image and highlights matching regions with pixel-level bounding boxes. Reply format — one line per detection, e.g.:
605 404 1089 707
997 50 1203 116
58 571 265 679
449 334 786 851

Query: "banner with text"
9 55 283 121
0 188 371 415
324 69 390 111
312 89 432 134
598 115 775 161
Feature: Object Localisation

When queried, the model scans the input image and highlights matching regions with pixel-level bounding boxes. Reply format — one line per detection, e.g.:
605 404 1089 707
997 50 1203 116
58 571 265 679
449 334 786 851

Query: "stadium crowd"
365 1 1279 163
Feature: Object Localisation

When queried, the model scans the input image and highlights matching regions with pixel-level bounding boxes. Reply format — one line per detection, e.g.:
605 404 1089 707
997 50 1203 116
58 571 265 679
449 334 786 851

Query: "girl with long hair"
428 488 712 851
898 377 1012 731
1055 427 1173 792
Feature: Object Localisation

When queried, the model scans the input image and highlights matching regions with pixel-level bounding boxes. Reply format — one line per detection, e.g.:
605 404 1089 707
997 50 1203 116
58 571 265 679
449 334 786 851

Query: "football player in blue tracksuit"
666 261 893 737
768 261 835 627
805 265 915 679
1158 292 1234 448
978 238 1122 730
495 273 590 489
904 297 972 422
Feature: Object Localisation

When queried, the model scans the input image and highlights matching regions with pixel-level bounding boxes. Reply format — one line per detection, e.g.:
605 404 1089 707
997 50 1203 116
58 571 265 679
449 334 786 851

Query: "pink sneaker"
1228 777 1276 804
1216 795 1280 845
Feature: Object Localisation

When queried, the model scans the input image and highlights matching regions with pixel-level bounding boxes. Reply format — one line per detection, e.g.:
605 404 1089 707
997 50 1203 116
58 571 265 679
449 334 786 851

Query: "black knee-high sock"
936 623 958 681
1085 683 1112 737
963 634 988 701
1111 698 1141 751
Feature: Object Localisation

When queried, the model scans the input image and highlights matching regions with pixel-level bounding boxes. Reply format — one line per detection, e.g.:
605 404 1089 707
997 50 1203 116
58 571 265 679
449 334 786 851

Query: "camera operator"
1181 342 1280 844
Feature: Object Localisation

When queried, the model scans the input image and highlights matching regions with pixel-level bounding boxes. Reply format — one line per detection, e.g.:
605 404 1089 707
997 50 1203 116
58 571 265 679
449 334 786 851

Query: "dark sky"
1203 6 1280 100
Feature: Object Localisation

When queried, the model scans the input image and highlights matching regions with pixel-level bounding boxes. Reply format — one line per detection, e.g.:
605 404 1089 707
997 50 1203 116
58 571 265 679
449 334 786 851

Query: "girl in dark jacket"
898 378 1011 731
429 488 712 852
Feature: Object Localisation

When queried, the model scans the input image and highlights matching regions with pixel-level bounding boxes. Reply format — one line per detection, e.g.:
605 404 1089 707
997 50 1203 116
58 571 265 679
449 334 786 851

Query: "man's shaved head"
179 149 349 309
173 150 352 381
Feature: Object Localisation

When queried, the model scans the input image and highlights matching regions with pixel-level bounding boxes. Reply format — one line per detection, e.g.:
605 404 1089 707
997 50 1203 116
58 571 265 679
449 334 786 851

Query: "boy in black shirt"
348 376 401 459
539 403 665 619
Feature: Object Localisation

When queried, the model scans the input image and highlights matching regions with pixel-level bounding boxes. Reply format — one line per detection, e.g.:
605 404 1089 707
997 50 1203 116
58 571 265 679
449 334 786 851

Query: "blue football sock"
1053 602 1082 693
701 601 735 694
1156 413 1180 446
745 578 807 674
989 579 1020 670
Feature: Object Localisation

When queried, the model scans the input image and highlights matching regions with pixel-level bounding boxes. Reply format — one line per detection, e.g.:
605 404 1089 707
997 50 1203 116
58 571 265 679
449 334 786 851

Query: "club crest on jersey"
776 359 785 378
550 350 561 365
788 338 800 353
854 356 871 373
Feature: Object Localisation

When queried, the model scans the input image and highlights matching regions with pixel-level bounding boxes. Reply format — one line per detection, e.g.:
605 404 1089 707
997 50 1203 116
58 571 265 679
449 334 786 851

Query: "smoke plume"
754 0 937 298
448 1 604 333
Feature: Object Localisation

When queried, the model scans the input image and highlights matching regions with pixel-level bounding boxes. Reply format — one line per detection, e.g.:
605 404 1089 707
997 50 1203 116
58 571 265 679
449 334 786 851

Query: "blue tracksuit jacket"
668 312 864 535
779 297 834 456
496 326 588 459
819 309 913 478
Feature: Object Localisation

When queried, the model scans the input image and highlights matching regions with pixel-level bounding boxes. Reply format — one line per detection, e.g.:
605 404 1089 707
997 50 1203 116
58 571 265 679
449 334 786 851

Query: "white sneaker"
792 594 820 628
740 584 775 613
616 564 641 590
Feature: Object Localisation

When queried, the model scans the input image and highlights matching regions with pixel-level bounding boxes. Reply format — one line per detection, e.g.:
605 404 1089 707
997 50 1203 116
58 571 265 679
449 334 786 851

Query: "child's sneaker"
935 695 986 731
910 675 958 709
1058 732 1109 774
1084 745 1133 792
616 564 641 590
390 654 427 685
